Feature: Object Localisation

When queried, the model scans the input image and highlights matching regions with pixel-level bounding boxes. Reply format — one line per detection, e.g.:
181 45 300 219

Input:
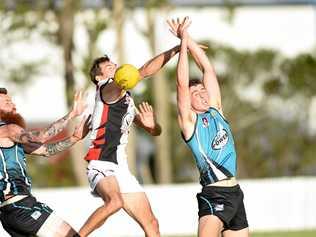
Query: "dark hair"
0 88 8 95
189 78 202 88
89 55 110 85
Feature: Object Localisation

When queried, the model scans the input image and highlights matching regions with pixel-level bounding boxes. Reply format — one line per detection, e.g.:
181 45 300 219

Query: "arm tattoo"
44 138 73 156
16 114 71 143
43 114 70 137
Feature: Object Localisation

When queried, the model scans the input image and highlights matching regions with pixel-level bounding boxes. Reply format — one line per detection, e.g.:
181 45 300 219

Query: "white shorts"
87 160 144 195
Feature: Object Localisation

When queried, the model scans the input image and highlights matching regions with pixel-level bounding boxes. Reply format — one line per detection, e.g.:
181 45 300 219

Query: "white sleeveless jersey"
85 80 136 165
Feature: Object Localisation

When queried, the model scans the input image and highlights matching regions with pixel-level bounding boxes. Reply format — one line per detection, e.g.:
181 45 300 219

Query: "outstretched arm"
175 18 196 138
0 91 87 143
29 113 76 143
138 45 180 80
23 115 91 156
29 91 87 142
23 136 79 157
134 102 161 136
168 17 222 114
187 37 222 113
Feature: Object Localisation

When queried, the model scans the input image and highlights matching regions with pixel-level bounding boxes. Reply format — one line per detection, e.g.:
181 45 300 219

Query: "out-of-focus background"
1 0 316 236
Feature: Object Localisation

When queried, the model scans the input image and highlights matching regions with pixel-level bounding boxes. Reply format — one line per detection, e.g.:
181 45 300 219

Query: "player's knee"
107 194 123 213
149 216 159 233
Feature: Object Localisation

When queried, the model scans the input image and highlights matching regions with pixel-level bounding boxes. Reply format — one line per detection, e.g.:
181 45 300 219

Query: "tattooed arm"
0 121 73 145
0 124 80 156
27 91 87 143
23 115 91 156
29 112 76 143
0 91 86 143
0 113 78 144
23 136 79 156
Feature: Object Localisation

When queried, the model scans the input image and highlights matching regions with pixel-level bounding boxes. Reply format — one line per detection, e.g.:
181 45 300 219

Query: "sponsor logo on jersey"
121 112 134 134
211 128 229 150
124 93 131 105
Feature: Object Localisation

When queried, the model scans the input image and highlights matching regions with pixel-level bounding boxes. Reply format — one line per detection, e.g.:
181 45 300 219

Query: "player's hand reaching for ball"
135 102 161 136
136 102 155 130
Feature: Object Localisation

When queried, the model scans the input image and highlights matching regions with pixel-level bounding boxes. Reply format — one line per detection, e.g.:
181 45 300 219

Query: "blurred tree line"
0 0 315 187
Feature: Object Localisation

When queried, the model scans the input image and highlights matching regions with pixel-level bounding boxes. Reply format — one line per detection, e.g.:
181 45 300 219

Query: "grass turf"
164 229 316 237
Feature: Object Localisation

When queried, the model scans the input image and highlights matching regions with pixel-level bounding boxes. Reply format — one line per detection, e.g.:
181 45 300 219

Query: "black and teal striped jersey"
0 121 32 202
184 107 237 186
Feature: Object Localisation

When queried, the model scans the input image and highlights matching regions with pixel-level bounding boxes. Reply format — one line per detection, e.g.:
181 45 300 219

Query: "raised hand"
178 17 191 39
167 17 208 51
167 17 183 38
167 17 191 39
135 102 156 130
72 115 92 141
70 90 87 118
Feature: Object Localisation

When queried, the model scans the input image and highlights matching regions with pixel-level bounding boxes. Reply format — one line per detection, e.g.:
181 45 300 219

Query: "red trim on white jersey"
85 80 109 161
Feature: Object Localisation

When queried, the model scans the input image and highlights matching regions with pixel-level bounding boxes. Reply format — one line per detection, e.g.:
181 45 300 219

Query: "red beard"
0 112 26 129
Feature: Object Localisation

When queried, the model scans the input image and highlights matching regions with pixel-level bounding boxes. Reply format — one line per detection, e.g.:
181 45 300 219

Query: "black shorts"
0 196 53 237
197 184 248 231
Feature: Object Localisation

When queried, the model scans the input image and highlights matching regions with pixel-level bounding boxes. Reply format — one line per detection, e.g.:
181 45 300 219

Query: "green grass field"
251 230 316 237
165 229 316 237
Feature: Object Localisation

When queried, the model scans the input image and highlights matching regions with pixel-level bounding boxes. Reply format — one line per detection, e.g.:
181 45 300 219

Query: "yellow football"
114 64 140 90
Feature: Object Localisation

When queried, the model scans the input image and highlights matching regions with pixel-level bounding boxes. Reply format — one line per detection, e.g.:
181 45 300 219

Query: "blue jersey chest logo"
211 125 229 150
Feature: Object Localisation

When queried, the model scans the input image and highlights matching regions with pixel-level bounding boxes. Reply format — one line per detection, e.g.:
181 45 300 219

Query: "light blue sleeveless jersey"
184 107 237 186
0 121 32 201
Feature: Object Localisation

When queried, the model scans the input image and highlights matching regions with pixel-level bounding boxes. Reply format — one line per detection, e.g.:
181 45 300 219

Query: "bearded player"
0 88 91 237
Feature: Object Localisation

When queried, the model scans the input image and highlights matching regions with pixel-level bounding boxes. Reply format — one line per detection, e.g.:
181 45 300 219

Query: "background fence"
1 177 315 236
